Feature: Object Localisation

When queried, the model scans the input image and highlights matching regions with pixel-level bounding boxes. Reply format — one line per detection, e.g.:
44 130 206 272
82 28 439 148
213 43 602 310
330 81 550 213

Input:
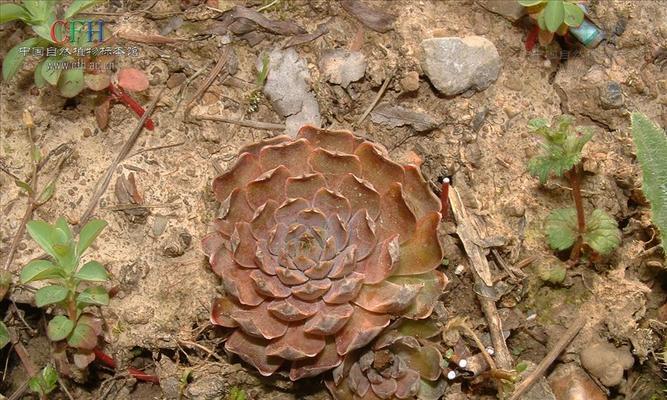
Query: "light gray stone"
478 0 526 22
319 49 367 88
259 48 321 136
420 36 501 96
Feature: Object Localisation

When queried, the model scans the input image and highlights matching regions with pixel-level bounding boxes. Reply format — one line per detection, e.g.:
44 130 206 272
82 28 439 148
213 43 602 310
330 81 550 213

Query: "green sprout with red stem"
527 115 621 262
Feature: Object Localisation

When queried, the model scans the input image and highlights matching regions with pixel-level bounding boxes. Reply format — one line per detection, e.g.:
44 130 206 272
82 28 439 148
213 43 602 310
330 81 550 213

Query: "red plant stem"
93 348 159 384
525 25 540 51
440 178 450 220
568 164 586 260
109 84 155 131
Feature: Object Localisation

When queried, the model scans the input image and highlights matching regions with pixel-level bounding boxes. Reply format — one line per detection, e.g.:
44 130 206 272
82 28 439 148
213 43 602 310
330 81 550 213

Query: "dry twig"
355 72 393 127
192 114 285 131
184 47 230 120
508 314 586 400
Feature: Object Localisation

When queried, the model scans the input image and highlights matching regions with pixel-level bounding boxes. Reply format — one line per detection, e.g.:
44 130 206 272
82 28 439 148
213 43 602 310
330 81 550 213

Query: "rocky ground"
0 0 666 399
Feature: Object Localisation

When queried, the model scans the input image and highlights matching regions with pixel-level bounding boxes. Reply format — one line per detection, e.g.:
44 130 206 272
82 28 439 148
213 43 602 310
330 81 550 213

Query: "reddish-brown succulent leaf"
78 313 103 336
67 321 98 350
240 135 291 156
335 307 390 355
338 174 381 220
309 148 362 176
355 142 405 194
397 344 442 381
393 212 443 276
294 209 327 230
269 223 289 255
226 331 283 376
371 378 398 399
275 266 309 286
348 210 377 260
394 369 420 398
327 215 350 253
393 319 442 339
231 222 258 268
231 301 289 339
328 245 357 278
259 139 313 175
213 153 262 203
275 198 309 224
349 362 371 396
268 296 318 321
357 235 399 284
324 271 364 303
290 339 343 380
210 246 235 277
313 188 352 221
250 270 291 298
211 297 239 327
202 231 224 259
305 259 333 279
74 350 96 369
388 271 447 319
297 125 357 153
221 189 254 225
403 165 441 219
218 261 265 306
246 166 290 208
256 240 278 275
286 173 327 200
354 280 420 313
304 303 354 335
266 322 326 360
292 279 332 300
117 67 149 91
321 238 337 261
376 183 417 243
250 200 279 240
212 218 234 238
85 73 110 91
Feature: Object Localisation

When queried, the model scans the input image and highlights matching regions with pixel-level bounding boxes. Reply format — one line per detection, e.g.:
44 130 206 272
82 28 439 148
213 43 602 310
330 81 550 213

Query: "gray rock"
259 48 321 136
319 49 366 88
420 36 501 96
478 0 526 22
599 81 624 109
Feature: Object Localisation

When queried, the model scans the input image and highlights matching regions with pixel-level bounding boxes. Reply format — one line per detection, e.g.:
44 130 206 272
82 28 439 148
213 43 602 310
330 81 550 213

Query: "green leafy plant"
228 387 247 400
527 115 621 260
247 53 270 113
0 321 9 349
518 0 585 46
1 0 106 97
20 217 109 373
28 364 58 399
631 113 667 260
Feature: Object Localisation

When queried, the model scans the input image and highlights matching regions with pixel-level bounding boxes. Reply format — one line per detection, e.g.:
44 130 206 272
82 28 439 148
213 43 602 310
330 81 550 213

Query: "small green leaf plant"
527 115 621 261
28 364 58 399
20 217 110 374
631 113 667 261
518 0 585 46
1 0 108 97
247 53 270 113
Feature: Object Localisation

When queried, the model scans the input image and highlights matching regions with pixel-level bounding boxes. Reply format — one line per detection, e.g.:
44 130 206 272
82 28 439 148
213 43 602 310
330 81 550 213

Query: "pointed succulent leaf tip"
205 126 447 379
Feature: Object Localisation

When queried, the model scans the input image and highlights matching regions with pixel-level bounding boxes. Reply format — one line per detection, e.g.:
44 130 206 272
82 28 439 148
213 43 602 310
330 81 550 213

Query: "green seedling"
247 53 270 113
1 0 109 97
20 217 109 373
527 115 621 261
0 321 9 349
228 387 247 400
631 113 667 261
518 0 585 46
28 364 58 399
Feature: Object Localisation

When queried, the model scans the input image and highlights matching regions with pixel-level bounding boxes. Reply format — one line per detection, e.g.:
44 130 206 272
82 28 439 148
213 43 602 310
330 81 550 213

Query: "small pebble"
400 71 420 92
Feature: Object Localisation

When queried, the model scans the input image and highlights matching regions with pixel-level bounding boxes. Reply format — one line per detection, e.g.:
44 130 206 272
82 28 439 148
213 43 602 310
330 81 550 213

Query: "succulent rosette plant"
326 320 446 400
203 126 447 380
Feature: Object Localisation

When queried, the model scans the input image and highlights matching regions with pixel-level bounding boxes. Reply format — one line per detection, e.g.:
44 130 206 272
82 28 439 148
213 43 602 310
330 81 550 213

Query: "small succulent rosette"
202 126 447 380
326 319 447 400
